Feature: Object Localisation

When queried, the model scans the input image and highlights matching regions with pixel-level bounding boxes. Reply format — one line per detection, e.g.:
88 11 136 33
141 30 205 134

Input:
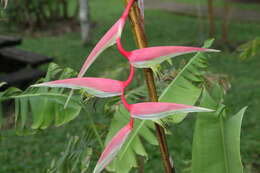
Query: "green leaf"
47 133 93 173
192 89 246 173
0 87 22 102
105 105 157 173
0 63 82 133
0 103 3 128
0 82 6 88
238 37 260 60
159 39 215 123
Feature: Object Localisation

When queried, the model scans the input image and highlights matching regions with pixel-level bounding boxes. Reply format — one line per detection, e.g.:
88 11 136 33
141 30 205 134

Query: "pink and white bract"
130 102 213 120
32 77 124 98
93 121 133 173
78 20 124 77
128 46 219 68
78 0 136 77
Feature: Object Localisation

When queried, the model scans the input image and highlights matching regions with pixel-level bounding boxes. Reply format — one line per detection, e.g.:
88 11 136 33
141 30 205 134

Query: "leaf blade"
159 39 215 123
192 89 246 173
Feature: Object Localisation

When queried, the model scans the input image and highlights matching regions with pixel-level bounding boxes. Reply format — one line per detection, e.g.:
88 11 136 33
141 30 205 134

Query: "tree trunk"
61 0 68 19
207 0 215 38
222 0 230 43
79 0 91 45
73 0 79 19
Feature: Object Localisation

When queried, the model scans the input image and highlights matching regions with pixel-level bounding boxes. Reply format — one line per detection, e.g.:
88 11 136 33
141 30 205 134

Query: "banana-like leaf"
26 90 82 129
129 46 219 68
0 85 22 129
94 121 133 173
0 63 82 133
32 77 124 98
159 39 215 123
0 87 21 102
192 89 246 173
105 105 158 173
130 102 213 120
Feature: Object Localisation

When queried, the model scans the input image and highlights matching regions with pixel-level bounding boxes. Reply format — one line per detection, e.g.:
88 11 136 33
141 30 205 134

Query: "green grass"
173 0 260 11
1 0 260 172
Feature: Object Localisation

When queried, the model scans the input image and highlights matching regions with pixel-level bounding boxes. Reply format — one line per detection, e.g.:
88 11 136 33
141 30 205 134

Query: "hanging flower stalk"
33 0 219 172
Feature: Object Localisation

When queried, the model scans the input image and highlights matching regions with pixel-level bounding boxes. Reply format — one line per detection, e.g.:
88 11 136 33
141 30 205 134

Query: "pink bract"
128 46 220 68
93 121 133 173
130 102 213 120
32 77 124 98
78 19 124 77
78 0 136 77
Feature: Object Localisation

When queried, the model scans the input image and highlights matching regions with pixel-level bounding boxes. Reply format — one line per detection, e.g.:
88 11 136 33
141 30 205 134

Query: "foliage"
159 39 214 124
105 100 158 173
104 39 216 173
47 133 93 173
0 63 82 133
2 0 76 28
192 84 246 173
238 37 260 60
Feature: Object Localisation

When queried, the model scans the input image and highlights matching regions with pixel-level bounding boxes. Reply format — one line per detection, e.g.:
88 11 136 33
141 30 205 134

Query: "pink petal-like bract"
93 121 133 173
78 20 123 77
32 77 124 98
130 102 213 120
78 0 136 77
128 46 220 68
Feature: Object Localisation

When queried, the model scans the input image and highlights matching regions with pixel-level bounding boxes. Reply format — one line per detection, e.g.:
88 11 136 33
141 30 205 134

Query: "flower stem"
122 0 175 173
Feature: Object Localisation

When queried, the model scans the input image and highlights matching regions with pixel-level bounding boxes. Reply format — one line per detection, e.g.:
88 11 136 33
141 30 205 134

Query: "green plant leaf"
0 82 6 88
238 37 260 60
159 39 215 123
47 133 93 173
192 89 246 173
105 105 157 173
0 103 3 128
0 63 82 133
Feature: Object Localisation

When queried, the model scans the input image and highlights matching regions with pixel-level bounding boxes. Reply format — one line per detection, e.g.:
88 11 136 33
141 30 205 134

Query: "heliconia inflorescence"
32 0 219 172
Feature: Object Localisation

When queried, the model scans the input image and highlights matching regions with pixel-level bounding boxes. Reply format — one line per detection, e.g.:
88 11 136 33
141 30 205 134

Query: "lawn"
0 0 260 172
173 0 260 11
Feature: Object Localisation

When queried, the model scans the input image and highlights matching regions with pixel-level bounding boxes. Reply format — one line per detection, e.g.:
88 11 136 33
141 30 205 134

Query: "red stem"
129 117 134 128
124 64 135 87
116 38 130 58
121 64 134 112
121 92 131 111
121 64 132 112
121 0 136 20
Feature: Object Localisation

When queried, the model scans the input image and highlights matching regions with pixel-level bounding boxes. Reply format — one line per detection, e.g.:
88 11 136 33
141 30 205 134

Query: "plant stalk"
122 1 175 173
